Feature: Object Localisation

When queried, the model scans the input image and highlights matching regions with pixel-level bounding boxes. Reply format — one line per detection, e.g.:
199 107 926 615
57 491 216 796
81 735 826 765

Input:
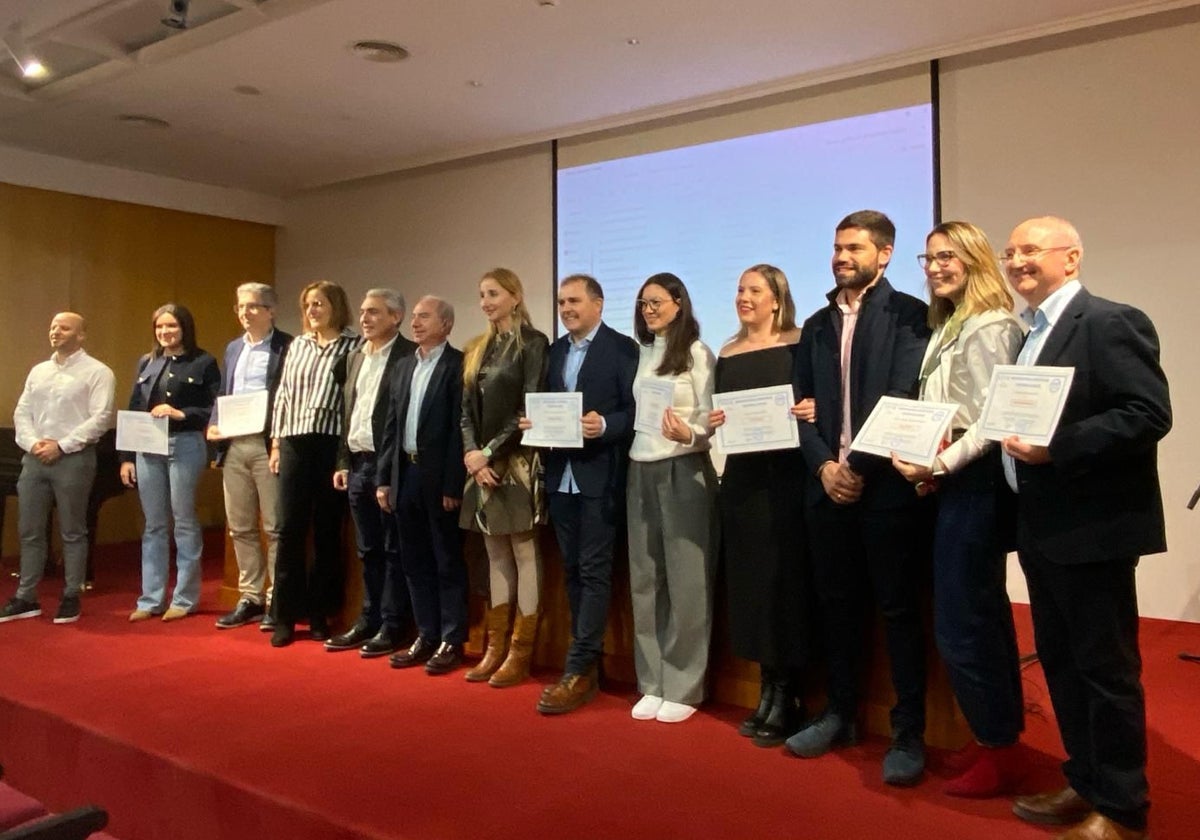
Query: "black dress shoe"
360 627 400 659
215 599 264 630
309 616 331 642
425 642 463 675
390 636 436 669
270 623 295 648
259 613 276 632
739 679 776 737
325 619 374 652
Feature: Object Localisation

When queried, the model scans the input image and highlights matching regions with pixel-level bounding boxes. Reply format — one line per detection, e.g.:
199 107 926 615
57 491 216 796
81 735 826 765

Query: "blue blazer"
793 277 930 509
376 344 468 504
1012 287 1171 563
542 322 639 499
215 329 293 465
121 348 221 463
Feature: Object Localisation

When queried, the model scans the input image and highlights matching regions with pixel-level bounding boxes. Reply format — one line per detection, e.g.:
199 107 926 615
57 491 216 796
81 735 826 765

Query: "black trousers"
1019 538 1148 830
805 497 929 739
550 491 617 675
272 434 345 625
396 463 467 645
347 452 410 632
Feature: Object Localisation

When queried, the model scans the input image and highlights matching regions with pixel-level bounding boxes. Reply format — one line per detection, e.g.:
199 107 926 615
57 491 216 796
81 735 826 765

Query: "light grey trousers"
626 453 718 705
16 447 97 601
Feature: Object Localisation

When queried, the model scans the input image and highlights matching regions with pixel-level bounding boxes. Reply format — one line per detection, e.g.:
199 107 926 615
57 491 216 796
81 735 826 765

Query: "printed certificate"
522 392 584 448
978 364 1075 446
214 391 269 438
634 380 675 434
849 396 959 467
712 384 799 455
116 411 169 456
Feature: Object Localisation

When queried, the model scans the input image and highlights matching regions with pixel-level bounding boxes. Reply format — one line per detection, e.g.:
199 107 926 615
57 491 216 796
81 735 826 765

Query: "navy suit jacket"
1012 287 1171 563
336 335 416 472
542 322 639 499
376 343 467 504
121 349 221 464
793 277 930 509
215 328 293 465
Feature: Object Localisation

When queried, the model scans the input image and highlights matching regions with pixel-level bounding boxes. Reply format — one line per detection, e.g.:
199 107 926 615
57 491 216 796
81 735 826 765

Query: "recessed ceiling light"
233 84 261 96
20 59 47 78
625 38 640 46
349 40 410 63
537 1 559 7
116 114 171 129
467 80 484 88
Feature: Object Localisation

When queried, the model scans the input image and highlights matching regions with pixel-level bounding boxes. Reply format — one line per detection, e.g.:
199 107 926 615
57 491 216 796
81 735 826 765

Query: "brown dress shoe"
1013 786 1093 826
1055 813 1147 840
536 671 598 715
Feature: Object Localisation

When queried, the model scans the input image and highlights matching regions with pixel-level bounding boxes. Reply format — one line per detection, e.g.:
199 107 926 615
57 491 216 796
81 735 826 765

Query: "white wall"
940 7 1200 620
275 145 554 342
0 144 284 225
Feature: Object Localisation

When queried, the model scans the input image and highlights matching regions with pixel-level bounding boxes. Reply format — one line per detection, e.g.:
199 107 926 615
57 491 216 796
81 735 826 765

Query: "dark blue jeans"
395 463 467 645
550 491 617 675
347 452 409 632
932 454 1024 746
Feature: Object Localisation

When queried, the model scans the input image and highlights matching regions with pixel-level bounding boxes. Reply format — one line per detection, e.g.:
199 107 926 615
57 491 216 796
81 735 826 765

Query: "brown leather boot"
465 603 513 683
488 609 538 688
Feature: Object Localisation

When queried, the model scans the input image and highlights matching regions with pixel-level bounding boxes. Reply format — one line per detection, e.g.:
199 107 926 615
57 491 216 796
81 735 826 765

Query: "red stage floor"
1 551 1198 840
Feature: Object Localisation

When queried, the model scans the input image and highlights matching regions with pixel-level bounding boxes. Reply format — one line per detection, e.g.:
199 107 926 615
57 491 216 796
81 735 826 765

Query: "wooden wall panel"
0 182 275 555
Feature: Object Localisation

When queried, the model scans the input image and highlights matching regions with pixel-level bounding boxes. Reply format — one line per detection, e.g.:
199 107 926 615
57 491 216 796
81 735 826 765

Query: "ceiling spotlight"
3 24 47 79
349 40 410 63
162 0 190 30
625 38 640 46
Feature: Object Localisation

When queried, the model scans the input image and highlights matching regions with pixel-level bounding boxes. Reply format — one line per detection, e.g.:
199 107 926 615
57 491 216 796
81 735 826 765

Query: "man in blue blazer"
376 296 469 675
210 283 292 631
786 211 933 785
530 275 638 715
1002 217 1170 840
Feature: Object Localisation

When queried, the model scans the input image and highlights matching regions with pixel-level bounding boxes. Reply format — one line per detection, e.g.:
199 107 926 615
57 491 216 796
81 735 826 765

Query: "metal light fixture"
162 0 190 30
3 24 47 79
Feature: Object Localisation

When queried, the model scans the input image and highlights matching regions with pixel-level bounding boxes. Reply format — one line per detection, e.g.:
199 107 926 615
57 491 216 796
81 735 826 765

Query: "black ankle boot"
739 679 777 737
752 683 803 747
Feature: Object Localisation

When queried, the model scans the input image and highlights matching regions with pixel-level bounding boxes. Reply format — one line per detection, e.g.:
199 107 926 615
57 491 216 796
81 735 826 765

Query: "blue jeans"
135 431 207 612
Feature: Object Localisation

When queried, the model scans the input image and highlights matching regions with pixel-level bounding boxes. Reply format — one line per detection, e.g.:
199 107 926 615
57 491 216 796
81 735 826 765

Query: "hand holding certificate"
213 391 269 439
116 410 169 456
712 384 799 455
634 380 675 435
522 392 584 448
849 396 959 467
978 365 1075 446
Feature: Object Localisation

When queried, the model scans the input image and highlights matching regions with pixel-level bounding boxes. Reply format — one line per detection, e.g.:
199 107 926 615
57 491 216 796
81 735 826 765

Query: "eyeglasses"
637 297 675 313
998 245 1074 264
917 250 958 269
234 303 269 314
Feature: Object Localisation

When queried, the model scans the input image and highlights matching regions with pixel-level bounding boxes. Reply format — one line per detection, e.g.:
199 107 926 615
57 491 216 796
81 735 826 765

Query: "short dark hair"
150 303 198 356
560 273 604 301
836 210 896 249
634 272 701 377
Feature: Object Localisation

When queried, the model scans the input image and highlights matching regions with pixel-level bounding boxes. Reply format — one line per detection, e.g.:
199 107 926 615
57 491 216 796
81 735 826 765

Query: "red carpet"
1 548 1198 840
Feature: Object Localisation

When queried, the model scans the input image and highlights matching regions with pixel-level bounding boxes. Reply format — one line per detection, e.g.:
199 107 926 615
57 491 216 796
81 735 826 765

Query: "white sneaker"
631 694 664 720
656 701 697 723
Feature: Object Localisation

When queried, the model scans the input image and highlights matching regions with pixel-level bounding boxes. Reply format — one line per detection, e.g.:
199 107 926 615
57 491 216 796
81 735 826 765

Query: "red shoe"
944 743 1028 798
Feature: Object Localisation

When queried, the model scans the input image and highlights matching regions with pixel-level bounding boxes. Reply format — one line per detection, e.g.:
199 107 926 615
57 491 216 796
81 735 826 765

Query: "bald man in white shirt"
2 313 115 625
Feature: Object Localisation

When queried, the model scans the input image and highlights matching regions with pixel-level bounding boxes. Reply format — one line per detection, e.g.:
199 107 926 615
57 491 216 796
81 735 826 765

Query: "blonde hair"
463 268 535 386
925 221 1013 328
733 263 797 341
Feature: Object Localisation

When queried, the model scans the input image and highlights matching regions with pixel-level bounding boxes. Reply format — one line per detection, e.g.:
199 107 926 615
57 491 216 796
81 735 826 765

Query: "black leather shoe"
425 642 463 675
752 683 803 748
270 623 295 648
259 613 275 632
360 627 400 659
739 679 776 737
215 599 264 630
324 619 374 652
309 616 330 642
390 636 436 668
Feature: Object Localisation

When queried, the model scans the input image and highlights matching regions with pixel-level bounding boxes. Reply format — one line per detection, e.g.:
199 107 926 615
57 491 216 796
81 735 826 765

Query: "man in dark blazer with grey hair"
1002 216 1170 840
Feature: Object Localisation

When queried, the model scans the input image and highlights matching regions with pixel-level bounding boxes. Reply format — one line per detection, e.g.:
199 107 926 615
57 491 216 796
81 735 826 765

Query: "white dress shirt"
347 335 397 454
14 348 116 454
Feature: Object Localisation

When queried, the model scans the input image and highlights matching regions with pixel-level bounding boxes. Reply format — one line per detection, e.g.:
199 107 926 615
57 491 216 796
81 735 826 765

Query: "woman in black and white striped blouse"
267 280 360 647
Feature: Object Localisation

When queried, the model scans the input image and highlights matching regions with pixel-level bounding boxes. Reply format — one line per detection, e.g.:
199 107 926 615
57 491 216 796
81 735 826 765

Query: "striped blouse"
270 330 360 438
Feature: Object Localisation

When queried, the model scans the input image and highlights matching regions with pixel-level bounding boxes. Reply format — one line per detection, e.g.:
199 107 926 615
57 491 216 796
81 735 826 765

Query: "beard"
833 260 879 290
